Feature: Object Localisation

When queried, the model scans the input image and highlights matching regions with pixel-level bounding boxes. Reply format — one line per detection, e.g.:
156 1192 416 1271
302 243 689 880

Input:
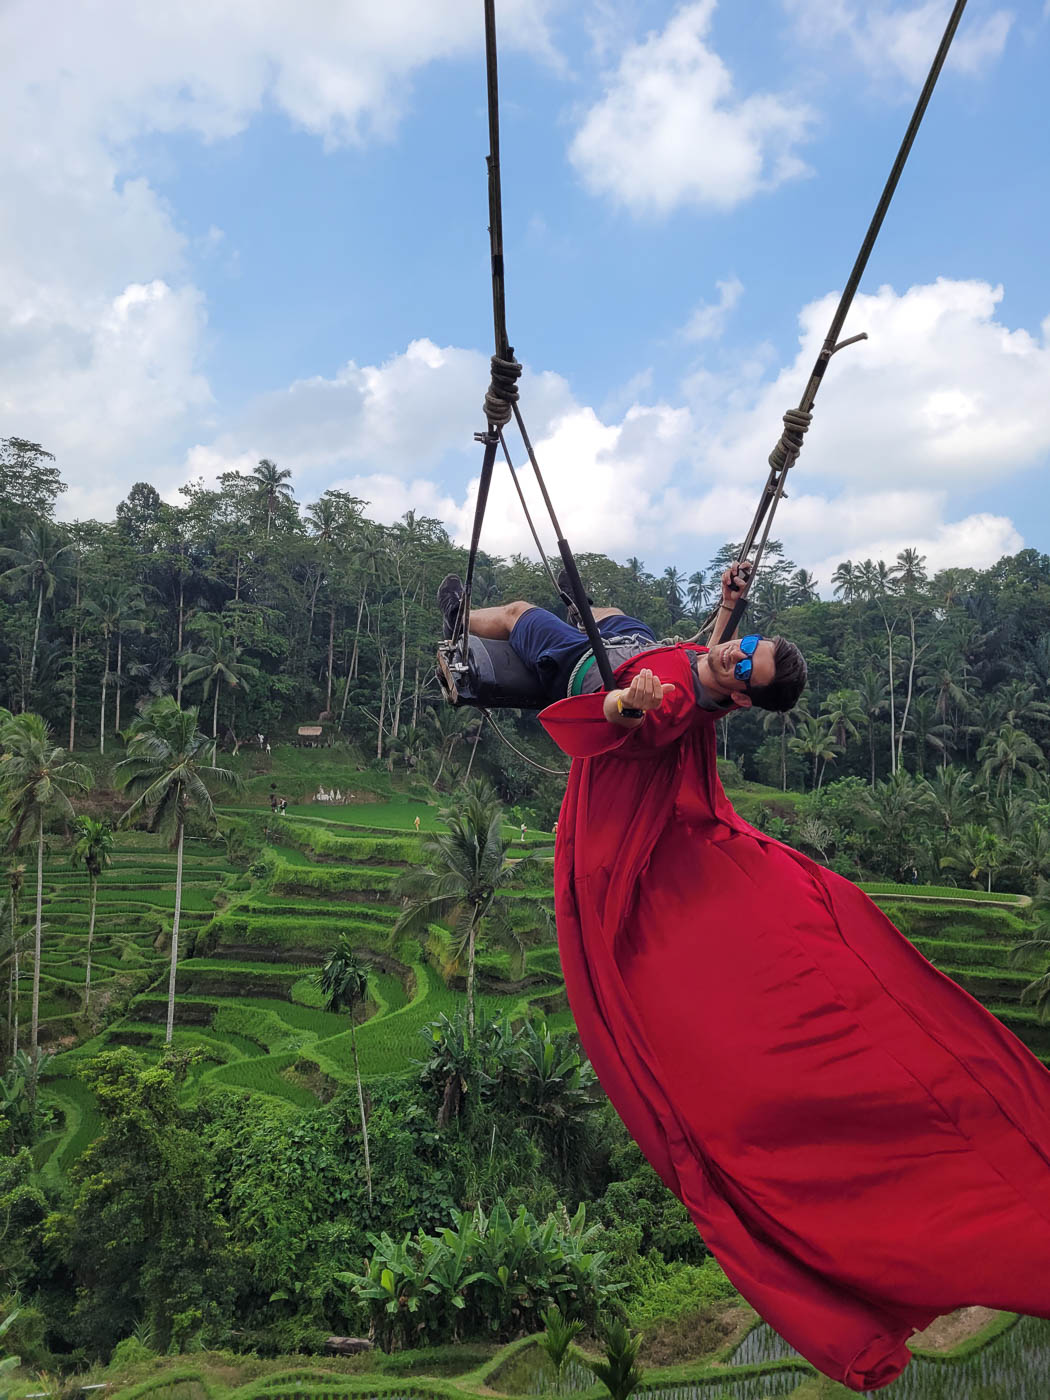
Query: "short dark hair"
749 636 807 713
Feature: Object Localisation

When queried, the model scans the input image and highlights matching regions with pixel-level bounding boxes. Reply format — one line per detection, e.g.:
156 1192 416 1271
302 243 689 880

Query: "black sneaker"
438 574 464 640
557 569 594 630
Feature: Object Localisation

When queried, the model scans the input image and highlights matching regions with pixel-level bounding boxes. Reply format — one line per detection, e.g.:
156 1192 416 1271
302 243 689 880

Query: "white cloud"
682 276 744 341
784 1 1013 86
0 0 559 512
701 278 1050 495
569 1 814 215
172 277 1044 585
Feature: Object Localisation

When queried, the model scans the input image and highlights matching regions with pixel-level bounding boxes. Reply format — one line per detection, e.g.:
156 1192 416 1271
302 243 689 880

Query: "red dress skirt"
540 644 1050 1391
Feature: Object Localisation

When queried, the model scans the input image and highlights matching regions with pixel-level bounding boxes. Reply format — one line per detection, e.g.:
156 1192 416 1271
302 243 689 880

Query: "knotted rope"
484 352 522 427
767 407 813 473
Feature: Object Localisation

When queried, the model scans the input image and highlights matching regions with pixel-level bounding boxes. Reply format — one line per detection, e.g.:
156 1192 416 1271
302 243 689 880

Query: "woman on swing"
440 562 1050 1392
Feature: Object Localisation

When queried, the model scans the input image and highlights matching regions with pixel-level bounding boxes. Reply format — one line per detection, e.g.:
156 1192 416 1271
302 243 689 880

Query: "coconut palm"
4 861 27 1055
831 560 857 602
789 568 819 604
0 714 90 1061
978 724 1043 798
252 458 294 538
317 936 373 1203
116 698 236 1043
686 570 712 617
820 689 864 753
855 667 888 786
392 787 537 1035
83 585 148 750
940 823 1006 893
70 817 114 1014
926 765 973 835
762 705 800 791
904 695 950 776
661 566 686 622
0 522 75 706
789 715 842 791
180 614 260 739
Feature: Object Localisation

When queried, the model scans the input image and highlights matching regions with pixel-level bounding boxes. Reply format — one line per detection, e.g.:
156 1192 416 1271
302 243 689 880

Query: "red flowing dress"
540 644 1050 1392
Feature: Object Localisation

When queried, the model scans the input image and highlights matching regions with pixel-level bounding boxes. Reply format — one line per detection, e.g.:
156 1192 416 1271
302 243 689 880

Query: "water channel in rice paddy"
492 1314 1050 1399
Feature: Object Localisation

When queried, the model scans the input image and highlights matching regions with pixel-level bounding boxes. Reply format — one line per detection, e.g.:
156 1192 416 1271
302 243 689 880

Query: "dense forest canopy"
4 434 1050 885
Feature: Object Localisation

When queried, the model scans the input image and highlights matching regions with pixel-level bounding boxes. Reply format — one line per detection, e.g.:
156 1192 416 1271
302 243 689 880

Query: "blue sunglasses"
734 633 764 686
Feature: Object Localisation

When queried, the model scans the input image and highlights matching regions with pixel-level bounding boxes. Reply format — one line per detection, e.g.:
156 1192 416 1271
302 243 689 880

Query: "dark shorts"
509 607 656 698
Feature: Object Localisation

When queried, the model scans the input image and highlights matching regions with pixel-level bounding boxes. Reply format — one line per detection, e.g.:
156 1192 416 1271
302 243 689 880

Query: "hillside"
21 771 1047 1181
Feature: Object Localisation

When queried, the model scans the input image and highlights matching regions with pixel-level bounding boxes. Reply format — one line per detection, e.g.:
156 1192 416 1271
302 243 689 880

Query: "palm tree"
926 765 973 835
978 724 1043 798
0 523 75 706
180 614 260 739
661 566 686 623
762 705 800 791
0 714 91 1061
855 667 888 786
5 861 26 1054
940 823 1005 893
117 698 236 1043
392 787 533 1035
252 458 294 538
831 560 856 602
789 715 842 791
83 586 148 750
904 695 950 776
686 571 712 617
789 568 819 605
317 937 373 1203
820 689 864 753
70 818 114 1014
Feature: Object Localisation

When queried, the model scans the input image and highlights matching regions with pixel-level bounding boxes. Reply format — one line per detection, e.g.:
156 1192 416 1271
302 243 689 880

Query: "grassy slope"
34 774 1050 1178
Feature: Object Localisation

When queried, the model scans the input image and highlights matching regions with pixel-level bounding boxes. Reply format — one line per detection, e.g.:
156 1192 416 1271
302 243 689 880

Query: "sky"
2 0 1049 591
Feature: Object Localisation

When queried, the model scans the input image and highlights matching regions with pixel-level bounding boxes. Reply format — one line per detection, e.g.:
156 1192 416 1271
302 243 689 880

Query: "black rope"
447 0 616 699
704 0 968 641
481 707 569 777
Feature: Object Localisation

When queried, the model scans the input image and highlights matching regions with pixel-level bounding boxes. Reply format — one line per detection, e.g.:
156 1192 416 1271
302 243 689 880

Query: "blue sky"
3 0 1049 589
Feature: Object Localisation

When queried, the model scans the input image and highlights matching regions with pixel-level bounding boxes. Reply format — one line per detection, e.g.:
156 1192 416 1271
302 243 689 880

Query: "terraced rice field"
36 805 564 1170
30 798 1050 1178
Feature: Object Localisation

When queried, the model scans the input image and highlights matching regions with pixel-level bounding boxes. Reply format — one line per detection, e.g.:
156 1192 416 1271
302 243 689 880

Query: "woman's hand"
603 668 676 727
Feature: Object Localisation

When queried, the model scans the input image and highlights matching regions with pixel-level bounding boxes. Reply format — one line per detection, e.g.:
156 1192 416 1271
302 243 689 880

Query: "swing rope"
697 0 969 642
451 0 618 694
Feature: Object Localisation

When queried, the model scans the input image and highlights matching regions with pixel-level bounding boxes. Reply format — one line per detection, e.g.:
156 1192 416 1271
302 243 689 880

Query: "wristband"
617 695 645 719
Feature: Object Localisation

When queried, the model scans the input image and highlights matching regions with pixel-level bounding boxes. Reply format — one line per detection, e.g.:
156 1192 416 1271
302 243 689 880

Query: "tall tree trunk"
212 682 220 739
350 1018 373 1204
465 719 484 780
69 622 79 751
376 662 387 761
176 577 185 704
99 632 111 754
410 662 421 731
115 631 123 737
326 604 336 712
349 592 366 681
870 723 876 787
466 912 478 1037
234 554 242 603
166 822 185 1045
9 892 18 1056
31 828 44 1063
69 562 81 749
896 609 919 770
29 580 44 699
884 619 897 775
85 875 97 1013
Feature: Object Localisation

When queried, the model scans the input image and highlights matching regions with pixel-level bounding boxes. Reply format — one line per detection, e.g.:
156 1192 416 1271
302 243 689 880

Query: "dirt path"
909 1306 999 1351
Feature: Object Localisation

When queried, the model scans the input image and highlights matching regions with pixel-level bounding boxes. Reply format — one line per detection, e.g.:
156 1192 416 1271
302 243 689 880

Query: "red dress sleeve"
539 648 712 758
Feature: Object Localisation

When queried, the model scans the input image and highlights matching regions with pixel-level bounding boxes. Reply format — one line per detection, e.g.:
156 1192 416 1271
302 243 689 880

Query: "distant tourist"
552 820 558 837
279 798 288 814
414 815 420 833
520 822 527 844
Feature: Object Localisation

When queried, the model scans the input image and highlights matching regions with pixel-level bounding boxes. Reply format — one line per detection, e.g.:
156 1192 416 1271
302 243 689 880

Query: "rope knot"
768 407 813 472
484 352 522 427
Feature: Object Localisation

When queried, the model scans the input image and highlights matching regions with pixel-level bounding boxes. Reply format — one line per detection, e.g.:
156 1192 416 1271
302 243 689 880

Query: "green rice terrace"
20 786 1047 1184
